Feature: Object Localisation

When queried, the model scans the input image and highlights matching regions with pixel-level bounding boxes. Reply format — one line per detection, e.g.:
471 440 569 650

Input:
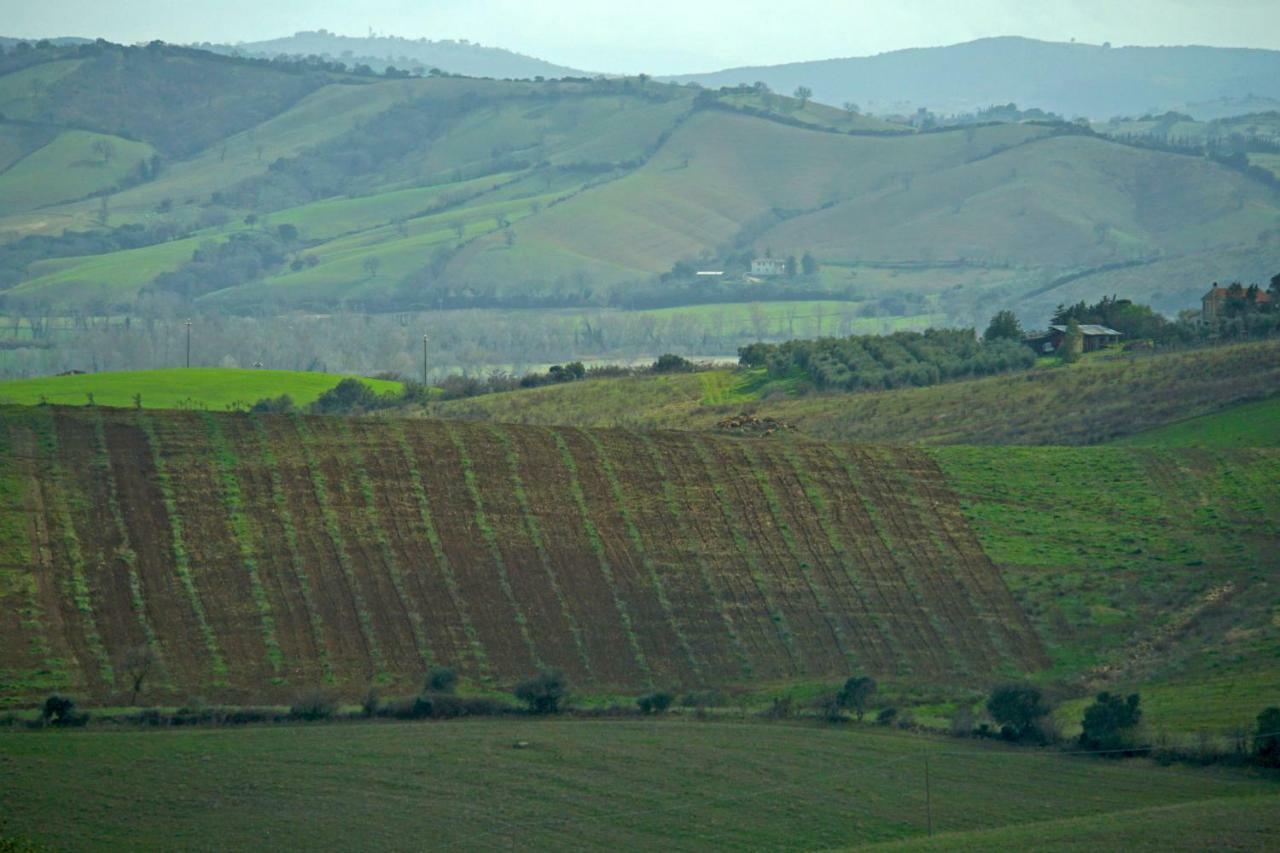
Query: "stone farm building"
1025 324 1123 354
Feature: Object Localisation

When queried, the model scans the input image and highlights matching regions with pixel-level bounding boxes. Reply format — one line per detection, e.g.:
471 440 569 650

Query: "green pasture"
0 368 401 410
0 59 83 121
0 719 1272 851
0 130 154 213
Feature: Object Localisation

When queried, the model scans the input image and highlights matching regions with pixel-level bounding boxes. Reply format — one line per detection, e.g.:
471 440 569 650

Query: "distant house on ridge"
750 258 788 277
1201 283 1271 323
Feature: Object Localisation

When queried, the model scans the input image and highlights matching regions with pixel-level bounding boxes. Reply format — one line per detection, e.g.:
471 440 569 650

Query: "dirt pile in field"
0 406 1046 703
714 412 794 435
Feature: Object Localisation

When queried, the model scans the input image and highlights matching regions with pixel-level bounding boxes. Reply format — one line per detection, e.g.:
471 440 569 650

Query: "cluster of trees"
739 328 1035 392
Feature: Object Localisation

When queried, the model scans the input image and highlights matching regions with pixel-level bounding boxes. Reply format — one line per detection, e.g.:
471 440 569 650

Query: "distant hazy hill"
665 37 1280 119
1 40 1277 325
203 30 589 79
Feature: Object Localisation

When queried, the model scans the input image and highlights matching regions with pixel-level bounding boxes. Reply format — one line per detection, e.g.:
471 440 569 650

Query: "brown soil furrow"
53 413 149 686
702 436 844 675
502 425 647 687
144 411 273 691
103 414 216 690
657 434 796 679
453 425 590 682
348 419 480 675
861 446 1009 672
607 431 748 679
839 446 980 674
687 435 808 677
218 415 330 687
261 415 380 683
8 419 88 695
300 418 422 674
823 445 953 677
403 420 537 683
562 427 701 685
759 441 897 671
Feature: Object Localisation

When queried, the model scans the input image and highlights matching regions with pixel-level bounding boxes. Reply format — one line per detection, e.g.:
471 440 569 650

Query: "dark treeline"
739 328 1035 392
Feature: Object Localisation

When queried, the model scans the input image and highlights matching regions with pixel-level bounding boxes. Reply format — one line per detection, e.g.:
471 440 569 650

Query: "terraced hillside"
0 406 1047 704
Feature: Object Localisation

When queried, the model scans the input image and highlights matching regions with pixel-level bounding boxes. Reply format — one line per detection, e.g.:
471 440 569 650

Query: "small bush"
986 682 1052 743
652 353 694 373
875 707 898 726
1256 707 1280 767
40 695 86 727
636 691 674 715
762 696 793 720
250 394 294 413
360 689 381 718
289 691 337 722
837 675 877 721
425 666 458 694
1080 692 1144 753
514 669 568 714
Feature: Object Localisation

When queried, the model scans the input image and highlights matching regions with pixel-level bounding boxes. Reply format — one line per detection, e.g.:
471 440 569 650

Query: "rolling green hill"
1 41 1276 325
1115 395 1280 447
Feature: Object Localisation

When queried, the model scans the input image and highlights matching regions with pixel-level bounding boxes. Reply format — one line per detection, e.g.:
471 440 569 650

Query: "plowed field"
1 407 1049 703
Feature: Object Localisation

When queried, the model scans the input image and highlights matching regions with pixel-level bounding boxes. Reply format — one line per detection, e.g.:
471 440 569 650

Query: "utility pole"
185 319 192 368
924 754 933 838
422 334 429 386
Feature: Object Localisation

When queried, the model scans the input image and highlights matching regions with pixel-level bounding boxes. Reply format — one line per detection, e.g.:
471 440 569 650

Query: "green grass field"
0 719 1273 851
0 130 155 213
0 368 401 410
1114 395 1280 448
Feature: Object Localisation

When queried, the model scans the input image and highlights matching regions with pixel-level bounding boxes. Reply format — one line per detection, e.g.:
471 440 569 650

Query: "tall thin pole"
422 334 429 386
924 754 933 837
185 319 192 368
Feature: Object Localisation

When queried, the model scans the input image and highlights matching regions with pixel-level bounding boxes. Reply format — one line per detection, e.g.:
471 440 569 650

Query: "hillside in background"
0 39 1276 346
434 339 1280 446
665 37 1280 119
202 30 590 79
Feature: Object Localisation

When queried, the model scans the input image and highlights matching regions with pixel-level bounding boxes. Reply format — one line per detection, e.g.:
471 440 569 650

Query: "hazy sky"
6 0 1280 73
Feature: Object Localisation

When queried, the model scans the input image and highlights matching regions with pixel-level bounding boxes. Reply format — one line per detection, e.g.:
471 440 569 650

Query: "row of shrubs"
15 673 1280 770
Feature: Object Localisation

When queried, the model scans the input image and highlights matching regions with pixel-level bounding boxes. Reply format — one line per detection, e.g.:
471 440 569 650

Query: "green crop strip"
444 422 543 669
137 412 228 682
0 415 63 691
391 422 489 680
639 434 753 677
200 413 284 677
290 414 387 680
487 424 592 678
90 409 162 668
549 428 651 682
30 410 113 686
827 444 956 675
688 435 804 676
339 420 434 670
738 440 858 671
584 430 701 679
250 415 333 683
778 439 903 662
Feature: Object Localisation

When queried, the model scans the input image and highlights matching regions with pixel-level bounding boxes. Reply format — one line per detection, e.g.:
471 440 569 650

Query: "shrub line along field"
0 406 1054 704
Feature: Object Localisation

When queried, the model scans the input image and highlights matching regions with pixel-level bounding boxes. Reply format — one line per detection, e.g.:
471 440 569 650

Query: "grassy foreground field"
434 339 1280 447
0 719 1274 851
0 369 401 410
